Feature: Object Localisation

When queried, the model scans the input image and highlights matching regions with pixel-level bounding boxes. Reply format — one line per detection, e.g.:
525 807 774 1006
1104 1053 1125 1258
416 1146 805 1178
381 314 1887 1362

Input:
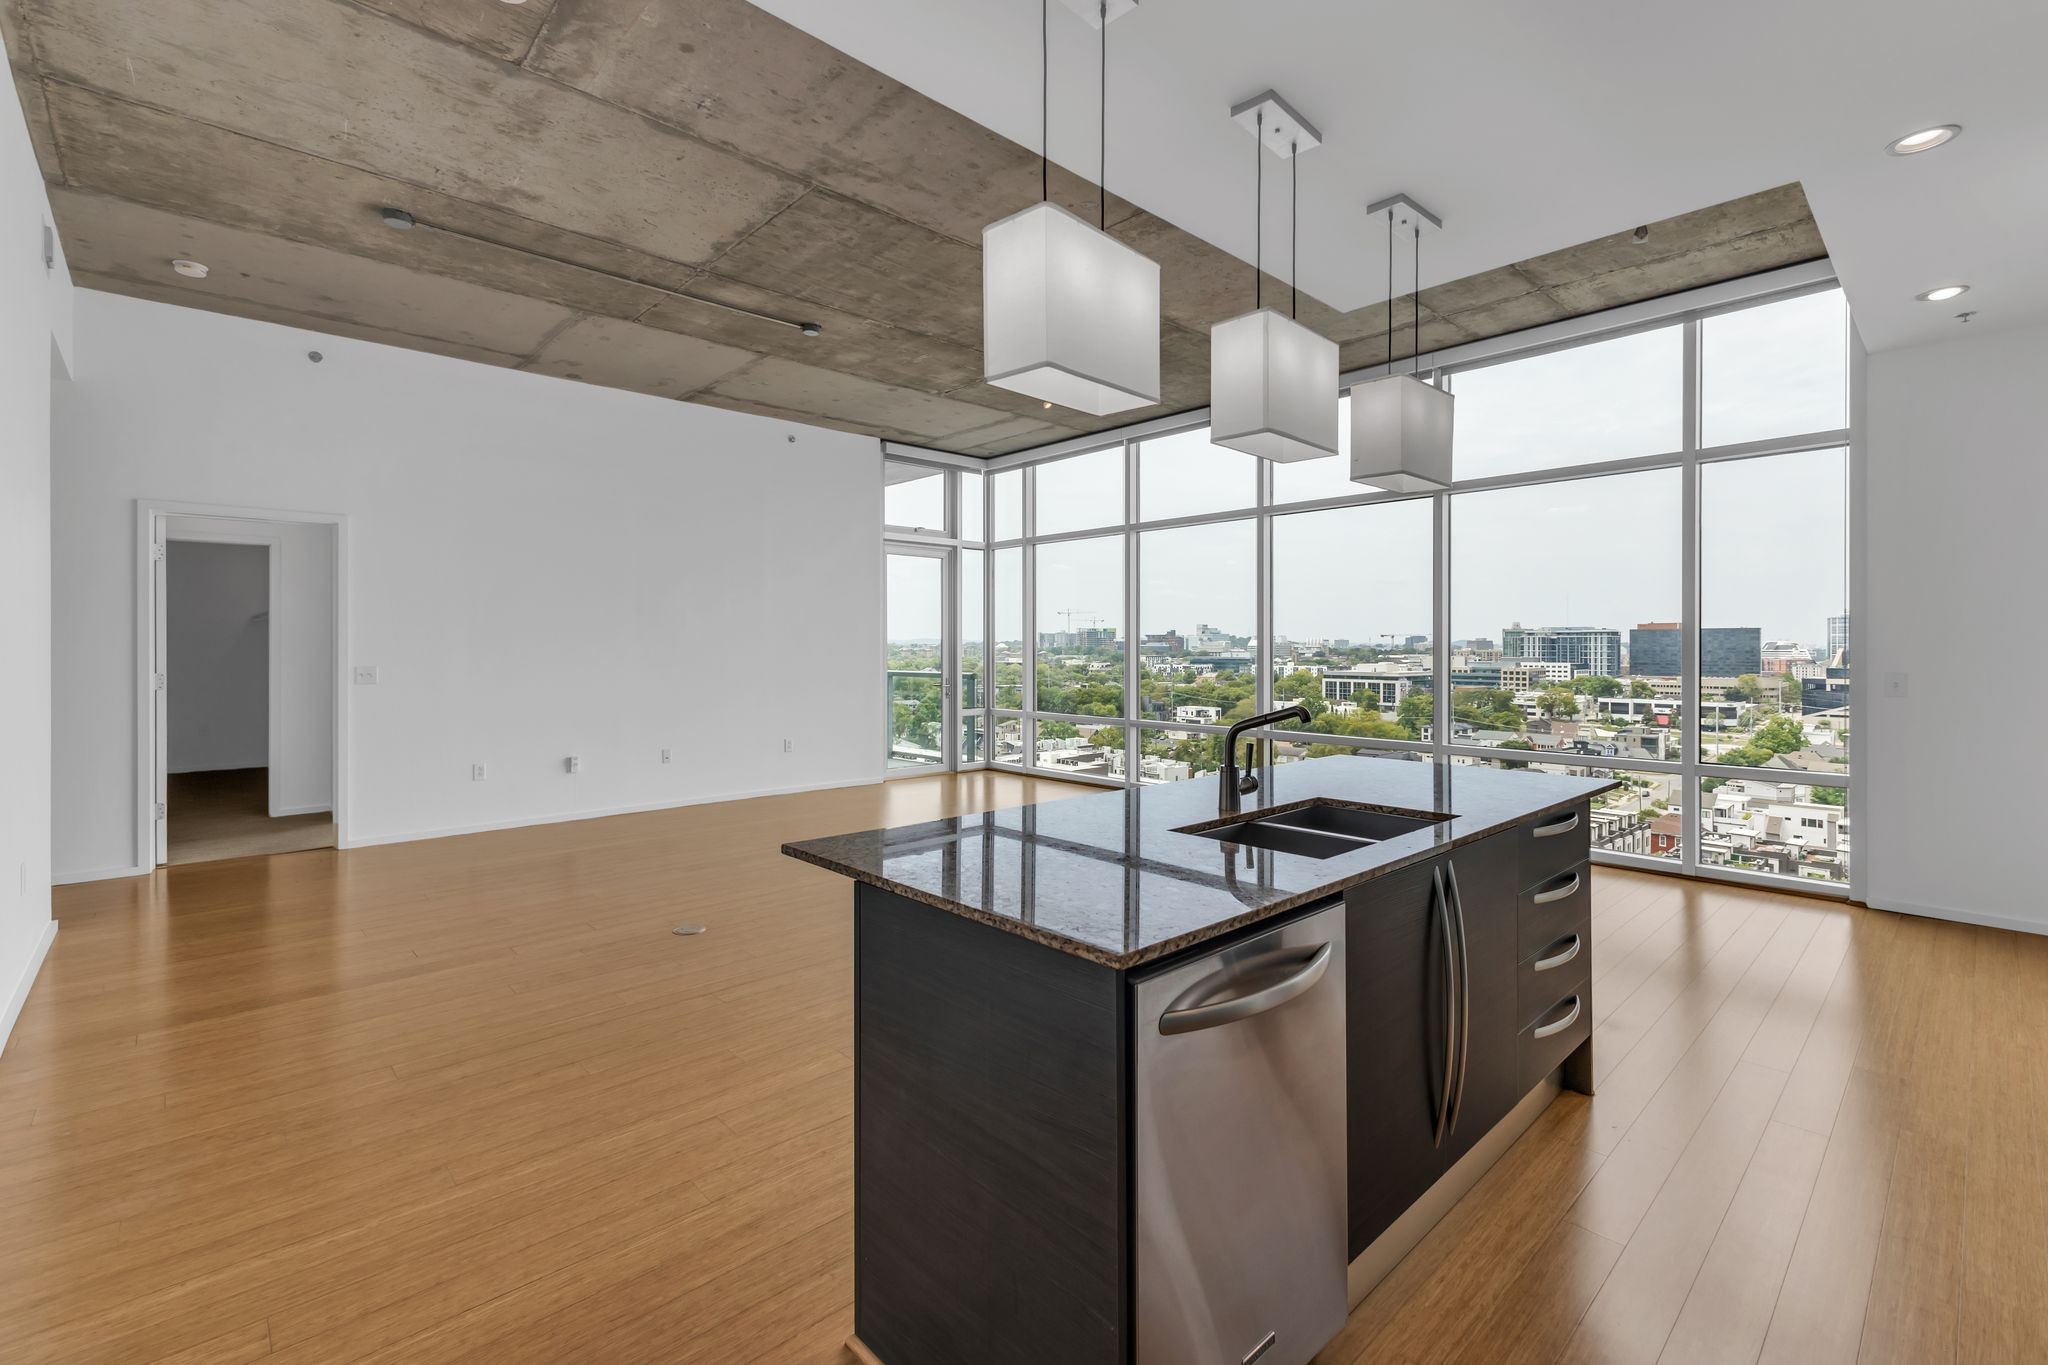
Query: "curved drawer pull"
1533 933 1582 973
1533 995 1583 1039
1532 871 1581 905
1159 943 1333 1035
1533 811 1581 838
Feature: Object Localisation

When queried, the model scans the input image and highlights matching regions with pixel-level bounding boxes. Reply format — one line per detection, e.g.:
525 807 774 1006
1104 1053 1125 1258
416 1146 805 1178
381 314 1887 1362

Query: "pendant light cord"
1385 209 1394 367
1413 224 1421 375
1040 0 1048 203
1099 0 1107 230
1254 130 1263 310
1290 142 1298 320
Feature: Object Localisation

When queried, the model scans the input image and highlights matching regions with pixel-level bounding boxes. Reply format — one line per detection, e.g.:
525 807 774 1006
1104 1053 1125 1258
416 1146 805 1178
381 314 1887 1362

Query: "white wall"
166 540 270 774
54 290 882 879
160 514 337 813
1863 320 2048 934
1 31 69 1050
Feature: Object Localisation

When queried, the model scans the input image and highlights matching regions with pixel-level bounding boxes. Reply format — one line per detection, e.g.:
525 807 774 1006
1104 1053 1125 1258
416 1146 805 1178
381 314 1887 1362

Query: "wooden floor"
6 774 2044 1364
167 768 336 866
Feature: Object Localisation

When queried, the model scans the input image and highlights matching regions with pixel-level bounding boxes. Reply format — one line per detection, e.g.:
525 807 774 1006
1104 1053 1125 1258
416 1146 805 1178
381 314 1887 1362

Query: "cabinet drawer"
1517 865 1589 960
1520 987 1592 1092
1519 804 1591 890
1518 928 1590 1030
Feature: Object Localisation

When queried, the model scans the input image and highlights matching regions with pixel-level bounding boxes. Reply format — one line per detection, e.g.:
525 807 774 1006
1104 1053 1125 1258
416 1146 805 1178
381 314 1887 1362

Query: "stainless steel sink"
1183 800 1450 860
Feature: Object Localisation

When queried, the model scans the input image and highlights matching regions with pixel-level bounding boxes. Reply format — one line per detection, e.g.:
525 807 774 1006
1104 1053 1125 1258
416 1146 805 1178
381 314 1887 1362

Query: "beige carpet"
167 768 335 865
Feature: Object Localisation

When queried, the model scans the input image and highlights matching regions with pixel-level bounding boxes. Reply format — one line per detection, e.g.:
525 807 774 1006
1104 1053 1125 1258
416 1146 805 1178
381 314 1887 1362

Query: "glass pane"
992 547 1024 709
1698 448 1849 769
961 549 984 711
884 460 945 532
1035 534 1125 715
1450 758 1683 863
1451 469 1681 750
990 715 1026 766
1702 289 1849 448
1036 720 1123 778
1138 426 1256 521
992 469 1023 541
961 713 985 764
1138 520 1256 725
1271 498 1434 742
1698 775 1849 884
1450 326 1683 481
1137 728 1228 784
885 553 944 768
958 469 985 543
1272 393 1368 505
1035 446 1124 536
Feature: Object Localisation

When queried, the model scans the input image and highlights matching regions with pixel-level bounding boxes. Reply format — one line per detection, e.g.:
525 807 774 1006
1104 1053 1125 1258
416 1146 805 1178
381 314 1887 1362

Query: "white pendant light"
1352 195 1454 492
1210 92 1338 463
982 0 1159 417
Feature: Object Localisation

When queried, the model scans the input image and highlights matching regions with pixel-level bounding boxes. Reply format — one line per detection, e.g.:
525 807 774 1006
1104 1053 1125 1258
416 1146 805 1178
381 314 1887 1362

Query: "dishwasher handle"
1158 943 1334 1036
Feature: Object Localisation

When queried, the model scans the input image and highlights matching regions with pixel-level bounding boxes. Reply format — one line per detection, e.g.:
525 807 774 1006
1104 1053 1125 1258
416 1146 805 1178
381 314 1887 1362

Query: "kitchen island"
784 754 1617 1365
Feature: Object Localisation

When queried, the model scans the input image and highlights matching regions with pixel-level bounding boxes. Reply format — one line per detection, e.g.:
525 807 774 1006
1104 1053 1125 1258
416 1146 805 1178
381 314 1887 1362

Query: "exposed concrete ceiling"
755 0 2047 355
5 0 1824 456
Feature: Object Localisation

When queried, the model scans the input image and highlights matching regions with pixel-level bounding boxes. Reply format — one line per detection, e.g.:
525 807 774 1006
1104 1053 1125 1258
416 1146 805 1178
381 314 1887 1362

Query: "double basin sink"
1181 799 1451 860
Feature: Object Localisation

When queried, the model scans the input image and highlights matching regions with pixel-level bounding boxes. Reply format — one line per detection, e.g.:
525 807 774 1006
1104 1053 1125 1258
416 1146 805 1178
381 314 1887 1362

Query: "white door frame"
134 499 351 870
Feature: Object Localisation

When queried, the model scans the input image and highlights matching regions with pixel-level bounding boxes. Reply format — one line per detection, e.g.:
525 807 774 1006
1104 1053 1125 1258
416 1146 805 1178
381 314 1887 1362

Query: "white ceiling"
749 0 2048 352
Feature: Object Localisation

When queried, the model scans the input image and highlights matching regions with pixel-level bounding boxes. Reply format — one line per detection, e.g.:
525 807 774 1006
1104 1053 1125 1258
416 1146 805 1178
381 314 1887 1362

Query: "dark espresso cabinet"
1345 806 1593 1258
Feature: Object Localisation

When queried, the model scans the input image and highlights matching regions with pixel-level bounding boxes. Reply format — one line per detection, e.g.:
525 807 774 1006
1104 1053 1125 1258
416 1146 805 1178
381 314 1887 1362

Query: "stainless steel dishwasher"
1132 904 1347 1365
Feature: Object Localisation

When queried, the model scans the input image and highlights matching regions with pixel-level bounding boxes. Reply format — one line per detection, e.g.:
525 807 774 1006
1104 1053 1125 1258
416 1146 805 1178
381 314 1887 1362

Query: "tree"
1810 786 1848 807
1752 714 1806 755
1274 670 1323 705
1537 687 1579 719
1037 720 1079 740
1570 675 1623 697
1727 673 1765 703
1628 678 1658 699
1396 690 1434 736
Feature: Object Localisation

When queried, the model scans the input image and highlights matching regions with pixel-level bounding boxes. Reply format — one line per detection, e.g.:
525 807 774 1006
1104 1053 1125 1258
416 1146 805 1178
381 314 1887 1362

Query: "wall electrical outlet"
354 665 379 685
472 764 487 781
783 738 794 754
566 756 581 774
661 748 672 764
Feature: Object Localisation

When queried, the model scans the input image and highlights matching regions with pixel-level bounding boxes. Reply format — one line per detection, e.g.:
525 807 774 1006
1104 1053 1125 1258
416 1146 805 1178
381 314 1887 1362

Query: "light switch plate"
353 665 378 685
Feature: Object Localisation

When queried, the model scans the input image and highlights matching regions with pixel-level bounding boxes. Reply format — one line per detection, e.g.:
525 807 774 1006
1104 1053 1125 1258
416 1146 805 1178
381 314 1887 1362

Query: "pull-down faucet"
1218 706 1312 815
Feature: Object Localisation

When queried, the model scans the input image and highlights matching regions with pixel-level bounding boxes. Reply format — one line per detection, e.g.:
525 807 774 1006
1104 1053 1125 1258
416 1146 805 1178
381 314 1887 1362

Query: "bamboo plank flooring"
5 773 2044 1363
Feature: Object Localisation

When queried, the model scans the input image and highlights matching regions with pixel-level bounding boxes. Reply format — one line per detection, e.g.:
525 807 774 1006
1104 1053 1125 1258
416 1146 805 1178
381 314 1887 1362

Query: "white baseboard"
269 802 334 818
1865 894 2047 938
336 774 883 850
1 920 58 1057
54 864 153 885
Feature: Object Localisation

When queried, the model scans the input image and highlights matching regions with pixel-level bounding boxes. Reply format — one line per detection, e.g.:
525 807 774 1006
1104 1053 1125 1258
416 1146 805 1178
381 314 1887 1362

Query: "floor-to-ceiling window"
884 277 1853 891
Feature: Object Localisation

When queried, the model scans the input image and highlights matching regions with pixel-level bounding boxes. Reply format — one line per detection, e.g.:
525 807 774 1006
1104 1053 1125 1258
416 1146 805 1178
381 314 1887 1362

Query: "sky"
888 289 1850 655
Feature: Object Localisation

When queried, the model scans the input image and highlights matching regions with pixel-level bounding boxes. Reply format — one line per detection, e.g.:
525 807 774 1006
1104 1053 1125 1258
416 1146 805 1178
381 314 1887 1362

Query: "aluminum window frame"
881 262 1856 898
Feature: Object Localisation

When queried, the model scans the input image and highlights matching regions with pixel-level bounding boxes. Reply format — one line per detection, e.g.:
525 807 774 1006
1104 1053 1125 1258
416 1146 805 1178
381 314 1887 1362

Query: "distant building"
1323 666 1430 707
1502 623 1621 677
1173 705 1222 725
1451 658 1569 690
1139 631 1186 655
1627 623 1761 678
1827 614 1850 658
1039 626 1119 651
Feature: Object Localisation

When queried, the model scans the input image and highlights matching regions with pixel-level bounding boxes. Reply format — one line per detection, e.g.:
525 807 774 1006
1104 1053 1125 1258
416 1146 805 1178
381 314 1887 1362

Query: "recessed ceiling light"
1887 125 1960 156
499 0 528 6
170 259 210 278
1917 284 1970 302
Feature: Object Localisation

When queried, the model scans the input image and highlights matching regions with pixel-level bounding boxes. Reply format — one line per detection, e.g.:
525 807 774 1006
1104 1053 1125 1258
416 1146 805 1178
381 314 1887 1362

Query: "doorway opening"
148 512 340 866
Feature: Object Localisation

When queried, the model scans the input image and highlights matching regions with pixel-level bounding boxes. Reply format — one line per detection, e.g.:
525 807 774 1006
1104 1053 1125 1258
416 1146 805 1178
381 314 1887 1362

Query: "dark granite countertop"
783 754 1618 969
